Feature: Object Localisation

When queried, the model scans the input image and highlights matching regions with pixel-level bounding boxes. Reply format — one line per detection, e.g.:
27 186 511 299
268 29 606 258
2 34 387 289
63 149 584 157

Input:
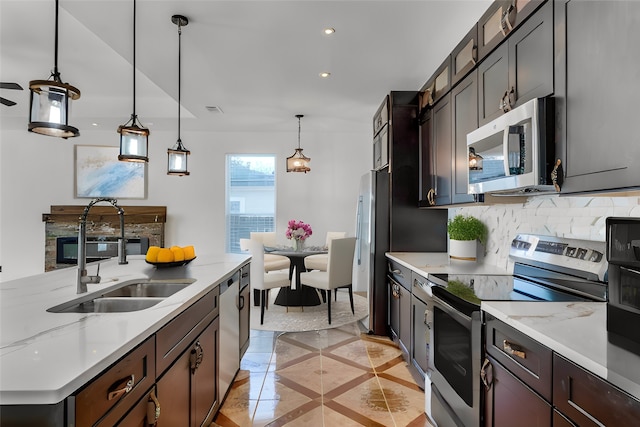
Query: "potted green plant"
447 214 487 261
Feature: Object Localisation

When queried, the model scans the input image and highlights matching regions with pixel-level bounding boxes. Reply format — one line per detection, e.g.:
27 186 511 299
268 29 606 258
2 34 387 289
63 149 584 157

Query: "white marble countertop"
386 252 512 277
0 253 250 405
483 301 640 401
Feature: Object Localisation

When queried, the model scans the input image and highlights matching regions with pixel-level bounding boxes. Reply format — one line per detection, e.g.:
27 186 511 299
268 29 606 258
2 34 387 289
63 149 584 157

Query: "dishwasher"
219 271 240 402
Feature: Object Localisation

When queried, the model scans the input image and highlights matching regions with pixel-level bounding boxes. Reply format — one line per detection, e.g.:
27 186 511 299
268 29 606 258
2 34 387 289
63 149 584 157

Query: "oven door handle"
432 293 473 329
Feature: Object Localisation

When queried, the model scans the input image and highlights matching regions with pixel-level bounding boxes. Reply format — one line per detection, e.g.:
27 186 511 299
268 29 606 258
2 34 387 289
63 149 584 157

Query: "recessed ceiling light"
323 28 335 35
206 106 224 114
319 72 331 78
91 123 99 127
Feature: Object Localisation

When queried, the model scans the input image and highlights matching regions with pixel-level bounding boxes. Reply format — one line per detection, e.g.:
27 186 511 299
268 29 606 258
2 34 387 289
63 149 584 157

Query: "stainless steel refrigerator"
355 169 447 336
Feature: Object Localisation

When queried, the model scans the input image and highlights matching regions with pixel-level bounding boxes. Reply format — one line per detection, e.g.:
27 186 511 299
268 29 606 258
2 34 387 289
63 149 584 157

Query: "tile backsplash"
452 195 640 271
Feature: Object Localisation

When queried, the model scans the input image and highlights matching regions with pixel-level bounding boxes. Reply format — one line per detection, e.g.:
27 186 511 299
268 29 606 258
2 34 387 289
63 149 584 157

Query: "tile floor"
213 322 433 427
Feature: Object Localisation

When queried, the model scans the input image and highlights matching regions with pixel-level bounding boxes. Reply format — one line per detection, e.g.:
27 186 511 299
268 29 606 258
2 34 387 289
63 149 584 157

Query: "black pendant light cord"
132 0 137 120
52 0 60 80
177 21 182 143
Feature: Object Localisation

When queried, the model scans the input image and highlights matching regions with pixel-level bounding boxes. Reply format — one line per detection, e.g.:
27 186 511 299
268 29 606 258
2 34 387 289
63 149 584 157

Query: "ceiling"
0 0 491 135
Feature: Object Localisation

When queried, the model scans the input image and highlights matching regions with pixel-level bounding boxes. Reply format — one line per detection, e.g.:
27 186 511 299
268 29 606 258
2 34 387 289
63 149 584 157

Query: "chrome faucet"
77 198 128 294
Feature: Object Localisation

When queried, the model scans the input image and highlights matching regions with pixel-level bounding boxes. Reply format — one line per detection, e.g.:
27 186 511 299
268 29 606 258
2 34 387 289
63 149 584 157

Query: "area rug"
250 290 368 332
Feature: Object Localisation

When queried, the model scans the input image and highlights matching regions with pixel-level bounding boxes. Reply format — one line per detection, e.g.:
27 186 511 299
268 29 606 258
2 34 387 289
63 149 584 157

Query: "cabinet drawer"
387 259 411 290
73 336 155 427
485 314 552 401
156 286 219 376
553 354 640 426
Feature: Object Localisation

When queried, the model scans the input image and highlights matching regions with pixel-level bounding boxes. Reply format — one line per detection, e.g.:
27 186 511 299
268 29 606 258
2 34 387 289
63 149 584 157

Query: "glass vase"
293 239 304 252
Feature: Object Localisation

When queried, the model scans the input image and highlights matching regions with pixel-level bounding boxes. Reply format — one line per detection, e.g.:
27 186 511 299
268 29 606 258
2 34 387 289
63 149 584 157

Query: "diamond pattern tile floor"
214 322 433 427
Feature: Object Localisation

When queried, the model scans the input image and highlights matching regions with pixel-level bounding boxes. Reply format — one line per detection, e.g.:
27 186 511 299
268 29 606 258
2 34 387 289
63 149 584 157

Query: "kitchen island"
0 253 250 425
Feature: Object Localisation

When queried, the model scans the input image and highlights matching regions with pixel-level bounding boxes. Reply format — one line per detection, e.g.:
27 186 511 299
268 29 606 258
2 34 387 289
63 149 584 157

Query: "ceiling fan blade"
0 82 23 90
0 97 17 107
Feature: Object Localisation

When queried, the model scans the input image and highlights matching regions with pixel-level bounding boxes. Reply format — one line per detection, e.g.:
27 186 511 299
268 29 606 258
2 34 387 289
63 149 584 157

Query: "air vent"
205 106 224 114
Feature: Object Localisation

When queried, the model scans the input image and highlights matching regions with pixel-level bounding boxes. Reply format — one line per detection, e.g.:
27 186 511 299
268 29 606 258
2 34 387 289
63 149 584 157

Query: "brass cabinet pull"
481 358 493 390
427 188 436 206
107 374 135 401
190 341 204 373
503 339 526 359
391 283 401 299
147 388 161 425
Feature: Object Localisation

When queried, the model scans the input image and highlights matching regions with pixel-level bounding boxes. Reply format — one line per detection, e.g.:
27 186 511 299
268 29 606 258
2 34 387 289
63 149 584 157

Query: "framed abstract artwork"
74 145 147 199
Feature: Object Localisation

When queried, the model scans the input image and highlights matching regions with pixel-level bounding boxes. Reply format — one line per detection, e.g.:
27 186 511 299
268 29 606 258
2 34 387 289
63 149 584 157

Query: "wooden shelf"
42 205 167 225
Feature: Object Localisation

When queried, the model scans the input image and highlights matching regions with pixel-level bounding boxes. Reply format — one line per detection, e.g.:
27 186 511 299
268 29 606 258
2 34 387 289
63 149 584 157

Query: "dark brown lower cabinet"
157 317 219 427
553 354 640 426
484 355 552 427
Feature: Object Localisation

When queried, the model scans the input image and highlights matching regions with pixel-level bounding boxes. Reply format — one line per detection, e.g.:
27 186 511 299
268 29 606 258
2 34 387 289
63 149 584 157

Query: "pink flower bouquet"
286 220 312 242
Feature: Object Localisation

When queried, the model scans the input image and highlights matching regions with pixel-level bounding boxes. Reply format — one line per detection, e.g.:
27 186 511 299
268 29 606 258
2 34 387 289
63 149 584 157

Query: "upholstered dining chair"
303 231 347 271
242 235 290 272
299 237 357 324
249 239 291 325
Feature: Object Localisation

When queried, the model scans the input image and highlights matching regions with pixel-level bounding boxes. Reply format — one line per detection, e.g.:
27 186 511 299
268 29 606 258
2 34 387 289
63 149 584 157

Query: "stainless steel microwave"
466 97 555 195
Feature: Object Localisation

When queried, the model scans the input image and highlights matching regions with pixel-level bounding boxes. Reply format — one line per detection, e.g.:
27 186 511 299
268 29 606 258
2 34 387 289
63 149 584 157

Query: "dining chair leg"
260 289 267 325
348 285 354 314
327 290 332 324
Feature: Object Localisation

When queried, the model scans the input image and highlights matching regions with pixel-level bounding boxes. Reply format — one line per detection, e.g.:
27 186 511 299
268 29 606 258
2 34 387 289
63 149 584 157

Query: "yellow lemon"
145 246 161 262
171 246 185 262
157 248 174 263
183 245 196 260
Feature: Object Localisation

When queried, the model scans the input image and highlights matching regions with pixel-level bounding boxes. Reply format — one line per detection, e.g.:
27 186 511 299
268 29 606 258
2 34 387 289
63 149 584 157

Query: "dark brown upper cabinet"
478 0 553 126
555 0 640 193
478 0 549 61
422 56 452 107
452 25 478 86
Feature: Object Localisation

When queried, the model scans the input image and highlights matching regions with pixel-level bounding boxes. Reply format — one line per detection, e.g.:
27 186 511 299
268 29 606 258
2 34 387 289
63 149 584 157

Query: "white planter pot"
449 239 477 261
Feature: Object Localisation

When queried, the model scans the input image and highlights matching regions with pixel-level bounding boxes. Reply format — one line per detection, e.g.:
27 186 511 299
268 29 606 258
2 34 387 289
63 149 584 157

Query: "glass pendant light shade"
28 80 80 138
167 140 190 176
286 114 310 173
286 149 311 173
28 0 80 139
118 117 149 162
119 0 149 163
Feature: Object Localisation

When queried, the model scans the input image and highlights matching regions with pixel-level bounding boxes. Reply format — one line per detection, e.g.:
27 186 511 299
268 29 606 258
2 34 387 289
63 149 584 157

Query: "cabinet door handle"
503 339 526 359
389 268 404 277
107 374 135 401
481 358 493 390
238 294 245 310
190 341 204 373
147 388 161 425
391 283 401 299
427 188 436 206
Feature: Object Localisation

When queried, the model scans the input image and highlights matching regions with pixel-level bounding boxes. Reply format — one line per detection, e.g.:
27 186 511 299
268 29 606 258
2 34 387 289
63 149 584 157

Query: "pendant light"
167 15 190 176
286 114 311 173
28 0 81 139
118 0 149 163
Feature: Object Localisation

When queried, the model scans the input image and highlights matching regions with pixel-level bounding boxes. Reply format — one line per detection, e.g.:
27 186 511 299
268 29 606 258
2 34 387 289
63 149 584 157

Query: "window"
226 155 276 253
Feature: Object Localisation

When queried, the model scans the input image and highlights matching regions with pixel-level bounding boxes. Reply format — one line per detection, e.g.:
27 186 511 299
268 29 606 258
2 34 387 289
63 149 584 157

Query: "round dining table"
269 249 327 307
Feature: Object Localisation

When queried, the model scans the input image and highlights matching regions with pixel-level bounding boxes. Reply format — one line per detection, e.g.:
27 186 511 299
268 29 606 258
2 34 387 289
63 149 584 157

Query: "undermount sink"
48 278 196 313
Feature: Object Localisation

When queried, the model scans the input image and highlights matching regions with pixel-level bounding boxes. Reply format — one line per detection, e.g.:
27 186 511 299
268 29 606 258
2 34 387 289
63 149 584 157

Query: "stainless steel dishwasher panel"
219 274 240 401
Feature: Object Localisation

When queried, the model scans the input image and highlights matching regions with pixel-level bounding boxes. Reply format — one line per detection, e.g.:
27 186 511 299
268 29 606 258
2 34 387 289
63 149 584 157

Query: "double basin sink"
48 278 196 314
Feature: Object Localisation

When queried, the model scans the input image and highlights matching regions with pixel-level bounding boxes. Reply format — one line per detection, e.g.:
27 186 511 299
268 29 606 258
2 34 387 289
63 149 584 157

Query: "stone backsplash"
452 195 640 271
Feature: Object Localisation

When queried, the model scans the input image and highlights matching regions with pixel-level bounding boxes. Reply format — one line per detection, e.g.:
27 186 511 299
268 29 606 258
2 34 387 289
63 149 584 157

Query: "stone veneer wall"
44 221 164 272
452 195 640 271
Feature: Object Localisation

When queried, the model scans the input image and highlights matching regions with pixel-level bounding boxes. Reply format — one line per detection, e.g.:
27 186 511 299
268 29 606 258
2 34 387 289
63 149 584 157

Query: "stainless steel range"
425 234 608 427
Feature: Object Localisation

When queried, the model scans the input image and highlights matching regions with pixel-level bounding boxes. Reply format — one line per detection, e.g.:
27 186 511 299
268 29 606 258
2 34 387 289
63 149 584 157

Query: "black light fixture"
28 0 81 139
118 0 149 163
167 14 190 176
286 114 311 173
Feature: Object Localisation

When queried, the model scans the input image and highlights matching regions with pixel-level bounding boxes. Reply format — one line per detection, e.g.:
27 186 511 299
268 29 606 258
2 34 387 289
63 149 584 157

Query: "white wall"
0 127 371 281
